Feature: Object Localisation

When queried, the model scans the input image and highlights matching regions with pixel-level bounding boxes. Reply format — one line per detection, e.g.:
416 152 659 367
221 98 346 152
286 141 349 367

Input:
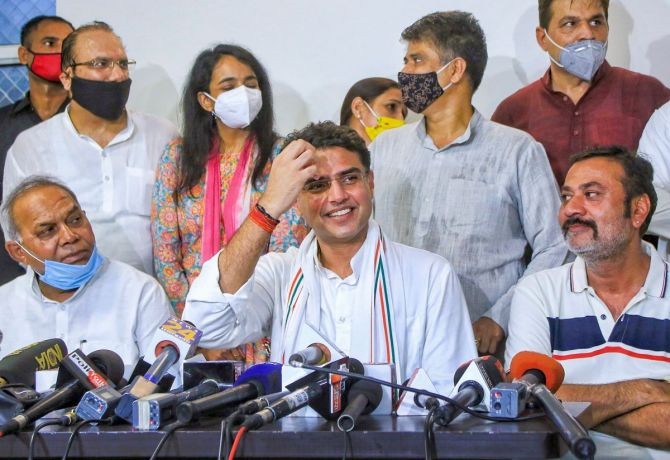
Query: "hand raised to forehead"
258 140 317 218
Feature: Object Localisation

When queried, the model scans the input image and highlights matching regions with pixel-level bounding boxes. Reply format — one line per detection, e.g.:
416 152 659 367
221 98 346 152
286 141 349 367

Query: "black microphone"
493 351 595 460
241 379 328 430
243 358 364 430
336 380 383 432
288 343 331 366
176 363 282 424
432 355 505 427
0 339 67 387
0 349 124 436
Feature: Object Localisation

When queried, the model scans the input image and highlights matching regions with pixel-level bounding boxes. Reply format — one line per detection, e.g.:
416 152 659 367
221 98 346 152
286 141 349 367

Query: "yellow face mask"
359 101 405 141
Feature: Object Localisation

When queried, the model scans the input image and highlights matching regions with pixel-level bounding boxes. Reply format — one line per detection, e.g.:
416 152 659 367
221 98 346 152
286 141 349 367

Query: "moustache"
561 217 598 238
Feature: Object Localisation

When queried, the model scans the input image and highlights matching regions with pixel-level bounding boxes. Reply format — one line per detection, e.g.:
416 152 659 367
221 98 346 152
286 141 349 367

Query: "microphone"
288 343 331 366
432 356 505 427
132 379 224 430
113 318 202 422
0 339 67 387
0 349 124 436
244 358 364 430
491 351 595 460
336 380 383 432
176 362 283 424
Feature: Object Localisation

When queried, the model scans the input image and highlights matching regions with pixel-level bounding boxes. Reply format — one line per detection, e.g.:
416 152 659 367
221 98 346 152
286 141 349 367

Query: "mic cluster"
0 336 595 460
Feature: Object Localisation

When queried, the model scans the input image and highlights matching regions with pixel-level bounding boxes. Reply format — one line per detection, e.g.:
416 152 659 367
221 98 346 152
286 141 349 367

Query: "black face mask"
70 76 131 120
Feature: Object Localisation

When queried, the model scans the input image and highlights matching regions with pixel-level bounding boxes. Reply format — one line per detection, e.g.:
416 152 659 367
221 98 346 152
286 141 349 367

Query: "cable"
423 408 438 460
218 411 245 460
341 427 353 460
28 419 61 460
148 421 184 460
227 426 247 460
217 418 227 460
61 416 115 460
295 362 545 423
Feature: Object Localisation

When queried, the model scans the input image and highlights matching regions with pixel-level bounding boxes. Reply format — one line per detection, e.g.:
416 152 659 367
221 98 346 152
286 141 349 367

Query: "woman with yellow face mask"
340 77 407 145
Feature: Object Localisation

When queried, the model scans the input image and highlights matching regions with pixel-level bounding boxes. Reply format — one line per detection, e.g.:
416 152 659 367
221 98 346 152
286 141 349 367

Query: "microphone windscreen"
88 350 125 386
345 358 365 375
509 351 565 392
453 355 505 386
234 362 282 395
0 339 67 387
349 380 383 413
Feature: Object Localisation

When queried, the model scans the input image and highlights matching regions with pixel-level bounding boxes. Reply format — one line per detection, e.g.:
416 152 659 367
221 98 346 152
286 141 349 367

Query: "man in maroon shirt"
492 0 670 185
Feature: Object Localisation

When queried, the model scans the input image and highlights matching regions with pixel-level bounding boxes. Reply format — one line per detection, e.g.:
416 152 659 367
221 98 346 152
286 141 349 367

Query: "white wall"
57 0 670 136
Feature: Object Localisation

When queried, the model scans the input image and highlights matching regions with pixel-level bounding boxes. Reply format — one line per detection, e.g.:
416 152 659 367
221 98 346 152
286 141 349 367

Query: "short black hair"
401 11 488 92
61 21 117 71
284 121 371 171
20 15 74 48
568 146 656 234
538 0 609 29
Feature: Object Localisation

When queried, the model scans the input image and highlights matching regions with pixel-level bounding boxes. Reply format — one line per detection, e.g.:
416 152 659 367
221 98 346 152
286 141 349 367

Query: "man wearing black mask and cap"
3 21 178 276
0 15 73 284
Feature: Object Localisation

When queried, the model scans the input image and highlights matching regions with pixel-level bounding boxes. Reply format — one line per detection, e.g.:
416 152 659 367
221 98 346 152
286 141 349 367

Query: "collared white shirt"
3 108 178 275
0 258 173 374
506 242 670 384
183 228 476 395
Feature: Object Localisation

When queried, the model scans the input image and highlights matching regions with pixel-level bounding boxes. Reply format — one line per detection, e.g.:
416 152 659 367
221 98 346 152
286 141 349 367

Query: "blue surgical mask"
544 30 607 81
16 242 104 290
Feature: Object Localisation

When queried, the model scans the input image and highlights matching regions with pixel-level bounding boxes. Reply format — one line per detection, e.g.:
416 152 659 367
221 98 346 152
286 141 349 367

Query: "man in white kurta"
3 22 178 275
0 176 172 374
183 122 476 395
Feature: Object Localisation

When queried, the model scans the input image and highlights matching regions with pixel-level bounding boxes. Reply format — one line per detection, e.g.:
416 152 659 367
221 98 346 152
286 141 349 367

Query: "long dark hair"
179 44 278 193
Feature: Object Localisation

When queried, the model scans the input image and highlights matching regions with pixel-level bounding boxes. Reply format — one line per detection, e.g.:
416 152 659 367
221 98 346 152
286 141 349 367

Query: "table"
0 404 588 459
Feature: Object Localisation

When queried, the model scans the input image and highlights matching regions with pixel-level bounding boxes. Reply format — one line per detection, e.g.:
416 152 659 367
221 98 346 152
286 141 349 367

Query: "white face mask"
204 85 263 129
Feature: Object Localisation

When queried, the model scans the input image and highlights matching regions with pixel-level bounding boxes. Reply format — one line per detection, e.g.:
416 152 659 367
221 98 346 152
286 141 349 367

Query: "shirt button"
104 176 110 181
574 111 579 116
600 314 606 320
338 316 346 323
563 96 568 102
573 130 579 135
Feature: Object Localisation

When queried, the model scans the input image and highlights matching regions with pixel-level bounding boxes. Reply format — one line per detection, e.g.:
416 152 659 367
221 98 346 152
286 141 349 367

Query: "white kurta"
0 258 173 373
3 108 178 275
183 224 477 395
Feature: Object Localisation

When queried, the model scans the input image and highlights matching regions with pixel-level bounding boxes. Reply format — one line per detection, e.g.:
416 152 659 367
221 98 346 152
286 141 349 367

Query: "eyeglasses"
71 58 136 72
302 171 368 194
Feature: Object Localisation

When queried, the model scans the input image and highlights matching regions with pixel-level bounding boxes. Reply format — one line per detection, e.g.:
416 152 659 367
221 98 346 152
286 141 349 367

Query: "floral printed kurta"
151 138 308 317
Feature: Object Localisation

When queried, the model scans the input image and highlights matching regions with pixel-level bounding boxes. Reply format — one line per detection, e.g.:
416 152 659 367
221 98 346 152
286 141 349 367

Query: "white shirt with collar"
0 257 173 375
506 242 670 384
2 107 178 275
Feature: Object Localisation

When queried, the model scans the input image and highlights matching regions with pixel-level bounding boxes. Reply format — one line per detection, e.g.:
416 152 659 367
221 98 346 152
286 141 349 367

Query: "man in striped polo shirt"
506 146 670 456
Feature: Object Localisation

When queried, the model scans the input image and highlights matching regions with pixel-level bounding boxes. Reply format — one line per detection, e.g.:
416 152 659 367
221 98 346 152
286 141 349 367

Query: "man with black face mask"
492 0 670 185
3 21 178 276
0 15 73 285
371 11 567 358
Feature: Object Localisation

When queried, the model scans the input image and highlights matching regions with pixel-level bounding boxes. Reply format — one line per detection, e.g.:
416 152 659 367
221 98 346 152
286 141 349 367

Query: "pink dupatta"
201 134 255 262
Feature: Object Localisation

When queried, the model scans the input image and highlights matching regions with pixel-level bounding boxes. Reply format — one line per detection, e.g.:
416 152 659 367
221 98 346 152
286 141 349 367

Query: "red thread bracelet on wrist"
249 203 279 233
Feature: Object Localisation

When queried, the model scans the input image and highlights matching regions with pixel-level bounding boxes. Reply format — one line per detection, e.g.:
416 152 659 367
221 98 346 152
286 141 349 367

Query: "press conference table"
0 403 589 460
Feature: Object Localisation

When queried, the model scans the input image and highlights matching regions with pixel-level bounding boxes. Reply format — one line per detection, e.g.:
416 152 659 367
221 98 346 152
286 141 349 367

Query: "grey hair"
1 176 80 241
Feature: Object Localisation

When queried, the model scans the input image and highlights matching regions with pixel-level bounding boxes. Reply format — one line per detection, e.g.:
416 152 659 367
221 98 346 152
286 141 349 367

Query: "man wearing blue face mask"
492 0 670 185
371 11 567 358
0 176 172 369
3 21 179 276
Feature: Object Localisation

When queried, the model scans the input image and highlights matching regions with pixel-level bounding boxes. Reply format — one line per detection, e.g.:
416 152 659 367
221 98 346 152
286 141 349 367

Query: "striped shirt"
506 242 670 383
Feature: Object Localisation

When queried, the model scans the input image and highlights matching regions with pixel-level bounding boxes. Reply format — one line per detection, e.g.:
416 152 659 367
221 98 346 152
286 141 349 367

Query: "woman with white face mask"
151 44 308 364
340 77 407 146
